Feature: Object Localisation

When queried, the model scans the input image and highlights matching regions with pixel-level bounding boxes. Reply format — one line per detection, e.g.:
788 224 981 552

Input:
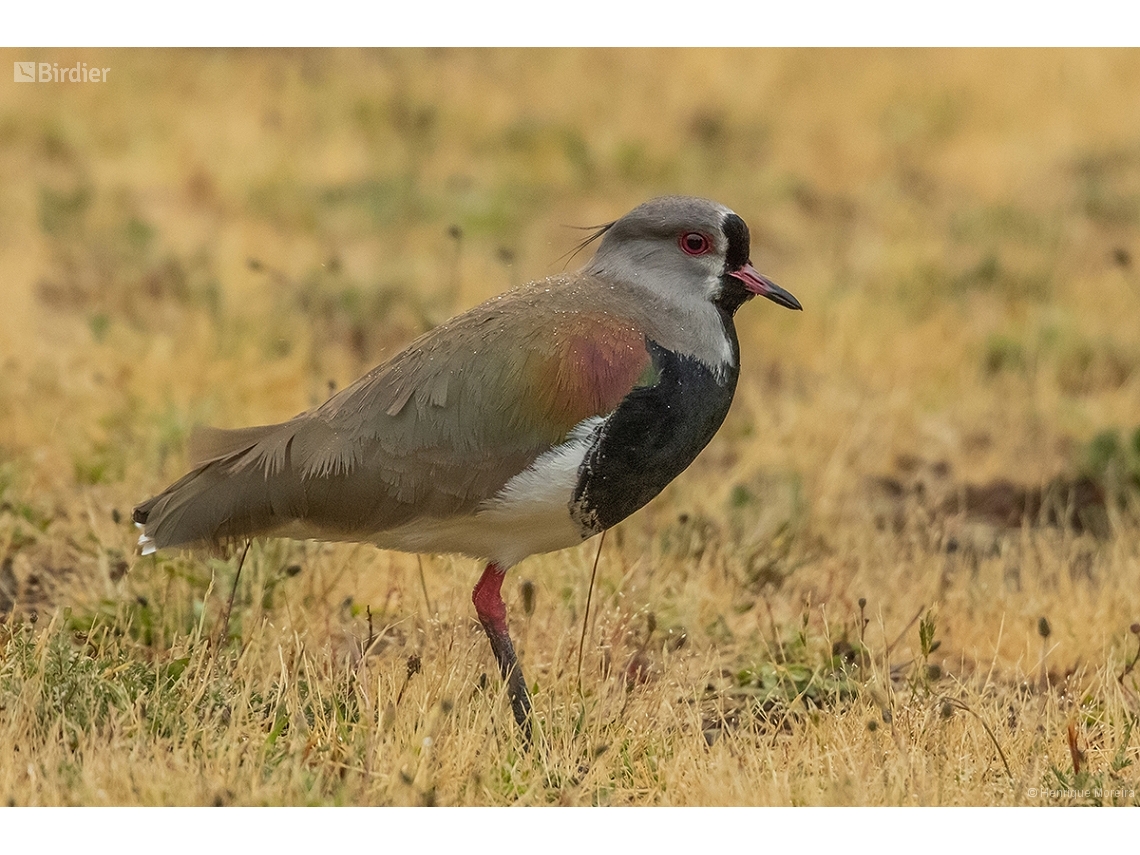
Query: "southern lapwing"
133 196 801 737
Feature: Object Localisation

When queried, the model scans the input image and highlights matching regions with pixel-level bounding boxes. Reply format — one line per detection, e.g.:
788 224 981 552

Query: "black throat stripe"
722 213 750 271
715 212 754 316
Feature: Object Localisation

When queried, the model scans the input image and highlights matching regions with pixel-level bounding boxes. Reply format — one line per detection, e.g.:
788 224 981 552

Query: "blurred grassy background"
0 48 1139 805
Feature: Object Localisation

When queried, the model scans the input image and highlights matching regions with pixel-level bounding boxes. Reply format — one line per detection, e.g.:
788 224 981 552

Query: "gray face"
588 196 736 304
582 196 741 371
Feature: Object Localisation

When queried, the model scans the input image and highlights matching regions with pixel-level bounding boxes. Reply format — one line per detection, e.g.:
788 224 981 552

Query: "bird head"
583 196 802 317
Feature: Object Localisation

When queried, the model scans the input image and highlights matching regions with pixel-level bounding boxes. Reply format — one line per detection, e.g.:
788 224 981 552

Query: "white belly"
373 417 603 568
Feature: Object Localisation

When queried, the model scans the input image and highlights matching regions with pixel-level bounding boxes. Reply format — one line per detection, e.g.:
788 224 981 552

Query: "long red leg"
472 562 532 738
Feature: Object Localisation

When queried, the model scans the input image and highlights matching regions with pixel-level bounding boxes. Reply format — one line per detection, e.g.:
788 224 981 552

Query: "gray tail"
132 422 297 553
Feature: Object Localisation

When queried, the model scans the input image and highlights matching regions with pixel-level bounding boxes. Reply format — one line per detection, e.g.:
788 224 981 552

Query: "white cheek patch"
672 270 736 370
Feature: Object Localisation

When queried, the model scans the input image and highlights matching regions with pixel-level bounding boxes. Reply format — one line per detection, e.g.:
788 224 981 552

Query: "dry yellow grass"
1 48 1139 806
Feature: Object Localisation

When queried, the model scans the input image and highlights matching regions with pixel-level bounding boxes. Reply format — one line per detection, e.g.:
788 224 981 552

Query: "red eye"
679 232 711 255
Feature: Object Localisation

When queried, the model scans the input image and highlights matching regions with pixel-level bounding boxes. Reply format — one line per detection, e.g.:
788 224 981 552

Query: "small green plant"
909 609 943 697
727 614 865 732
982 334 1027 376
1082 426 1140 501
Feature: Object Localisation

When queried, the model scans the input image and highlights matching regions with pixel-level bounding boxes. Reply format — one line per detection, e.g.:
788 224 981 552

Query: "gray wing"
133 277 650 550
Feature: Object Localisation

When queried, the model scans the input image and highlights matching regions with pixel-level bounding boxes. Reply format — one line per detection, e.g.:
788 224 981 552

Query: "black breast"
570 322 740 534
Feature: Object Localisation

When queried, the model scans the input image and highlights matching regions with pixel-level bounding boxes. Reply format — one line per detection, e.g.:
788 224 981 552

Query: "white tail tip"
135 523 156 556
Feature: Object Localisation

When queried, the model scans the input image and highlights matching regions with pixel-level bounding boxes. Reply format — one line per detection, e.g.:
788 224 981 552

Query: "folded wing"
134 277 652 551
